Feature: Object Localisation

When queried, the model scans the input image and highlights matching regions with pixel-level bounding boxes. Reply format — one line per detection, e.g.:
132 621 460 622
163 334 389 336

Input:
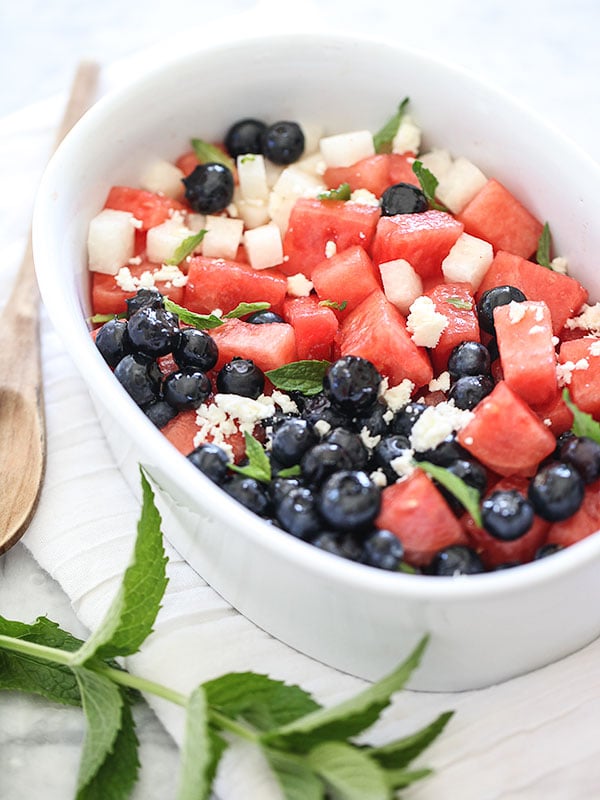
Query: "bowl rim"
32 27 600 604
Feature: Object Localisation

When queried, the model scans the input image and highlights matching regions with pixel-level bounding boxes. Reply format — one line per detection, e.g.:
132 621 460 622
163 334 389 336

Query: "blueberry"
413 434 471 467
224 117 267 158
182 162 234 214
323 356 382 414
389 402 427 437
173 328 219 371
324 427 370 469
95 319 130 367
271 418 319 467
481 489 534 540
477 285 527 335
217 357 265 399
246 310 285 324
528 462 585 521
269 476 304 506
224 475 271 517
261 121 304 164
559 436 600 484
144 399 178 429
448 341 491 380
113 353 162 408
447 374 494 410
300 442 353 487
301 394 350 429
355 402 390 438
360 529 404 570
187 442 231 484
125 287 164 318
310 530 363 562
275 486 321 540
163 368 212 411
428 545 485 576
318 470 381 533
380 182 428 216
372 434 412 481
126 306 181 358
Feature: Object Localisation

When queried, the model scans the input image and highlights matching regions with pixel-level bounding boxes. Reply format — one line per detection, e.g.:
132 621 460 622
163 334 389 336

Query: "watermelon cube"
425 282 480 373
311 245 382 315
282 295 339 361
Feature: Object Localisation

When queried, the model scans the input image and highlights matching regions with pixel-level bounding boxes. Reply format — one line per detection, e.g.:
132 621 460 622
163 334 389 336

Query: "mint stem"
0 634 74 666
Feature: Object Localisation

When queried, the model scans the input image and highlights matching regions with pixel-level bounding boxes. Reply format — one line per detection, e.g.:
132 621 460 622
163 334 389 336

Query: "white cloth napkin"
4 6 600 799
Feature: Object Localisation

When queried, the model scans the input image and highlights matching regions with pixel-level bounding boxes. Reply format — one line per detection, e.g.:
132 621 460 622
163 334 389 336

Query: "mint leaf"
72 468 168 664
73 666 126 794
383 767 433 790
307 742 389 800
446 296 472 310
266 360 330 396
373 98 410 154
368 710 453 769
164 299 224 330
176 685 214 800
418 461 483 527
228 432 272 483
191 137 235 173
204 672 321 731
263 748 325 800
536 222 552 268
91 312 126 324
563 388 600 442
77 694 140 800
224 301 271 319
318 182 351 201
411 160 447 211
263 637 428 753
165 229 207 266
319 299 348 312
277 465 302 478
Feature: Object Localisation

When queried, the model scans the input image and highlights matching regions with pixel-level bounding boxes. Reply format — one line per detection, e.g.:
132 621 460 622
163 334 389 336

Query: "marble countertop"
2 1 600 798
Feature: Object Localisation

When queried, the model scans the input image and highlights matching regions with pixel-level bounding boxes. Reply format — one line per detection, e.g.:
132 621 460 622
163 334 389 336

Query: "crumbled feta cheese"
324 240 337 258
429 372 451 392
359 426 381 450
271 390 299 415
349 189 380 206
556 358 590 387
390 450 416 479
566 303 600 336
381 379 414 412
286 273 314 297
528 325 545 335
152 264 187 287
114 266 139 292
508 300 527 324
370 469 388 488
193 393 276 457
406 296 448 347
409 401 474 453
550 256 569 274
391 115 421 155
590 341 600 357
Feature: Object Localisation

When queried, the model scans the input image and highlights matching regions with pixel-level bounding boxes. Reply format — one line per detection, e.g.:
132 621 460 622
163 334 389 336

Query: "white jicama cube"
87 209 136 274
319 130 375 168
268 165 325 233
299 121 324 156
436 156 487 214
146 214 193 264
237 154 270 202
235 194 271 229
244 221 284 270
202 215 244 260
379 258 423 316
187 212 207 233
418 148 453 180
392 115 422 155
442 232 494 290
139 159 185 200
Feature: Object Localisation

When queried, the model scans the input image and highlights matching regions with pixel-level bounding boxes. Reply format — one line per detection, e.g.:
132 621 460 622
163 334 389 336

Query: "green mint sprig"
91 311 127 324
0 468 452 799
411 160 448 212
446 296 473 311
191 137 236 173
164 299 272 330
373 97 410 153
229 432 301 483
418 460 483 527
318 182 351 201
266 359 331 396
536 222 552 269
319 299 348 312
563 388 600 442
165 229 207 266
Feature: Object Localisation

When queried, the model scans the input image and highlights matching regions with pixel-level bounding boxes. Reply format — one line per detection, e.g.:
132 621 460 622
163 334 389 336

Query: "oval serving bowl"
32 30 600 691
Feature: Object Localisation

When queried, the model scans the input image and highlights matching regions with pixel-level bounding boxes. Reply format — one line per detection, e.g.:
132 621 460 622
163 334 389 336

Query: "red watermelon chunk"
476 250 588 335
456 380 556 477
370 210 464 281
210 317 297 372
311 245 382 316
558 337 600 419
183 255 288 315
456 178 543 258
375 470 468 567
425 282 480 373
323 153 419 197
104 186 187 231
337 289 433 388
282 295 339 361
282 198 380 278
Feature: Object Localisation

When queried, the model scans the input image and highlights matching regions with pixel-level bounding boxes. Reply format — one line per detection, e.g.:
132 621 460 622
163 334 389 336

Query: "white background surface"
1 1 600 798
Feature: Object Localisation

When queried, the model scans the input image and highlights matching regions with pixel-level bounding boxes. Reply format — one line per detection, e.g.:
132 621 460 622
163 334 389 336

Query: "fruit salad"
89 102 600 576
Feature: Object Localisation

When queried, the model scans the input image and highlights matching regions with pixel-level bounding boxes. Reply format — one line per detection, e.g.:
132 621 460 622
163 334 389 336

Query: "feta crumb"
590 340 600 357
193 393 276 455
114 266 139 292
271 390 299 415
359 426 381 450
370 469 388 488
508 300 527 324
286 273 314 297
324 240 337 258
314 419 332 438
528 325 545 335
406 296 448 347
566 303 600 336
349 188 380 206
428 372 451 392
390 450 416 479
391 115 421 155
556 358 589 387
543 418 552 427
152 264 187 287
409 401 474 453
381 379 414 412
551 256 569 274
128 255 143 266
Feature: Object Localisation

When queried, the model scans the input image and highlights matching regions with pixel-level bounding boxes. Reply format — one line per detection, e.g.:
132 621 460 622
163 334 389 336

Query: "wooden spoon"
0 60 100 554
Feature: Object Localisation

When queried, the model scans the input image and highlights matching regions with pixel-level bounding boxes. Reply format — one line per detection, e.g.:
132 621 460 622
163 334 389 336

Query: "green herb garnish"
228 431 272 483
223 301 271 319
319 299 348 312
266 359 331 396
165 229 207 266
191 137 235 172
446 296 473 311
91 312 127 324
318 182 351 201
164 299 224 330
563 388 600 442
411 160 447 211
373 97 410 153
0 468 452 799
536 222 552 268
418 460 483 527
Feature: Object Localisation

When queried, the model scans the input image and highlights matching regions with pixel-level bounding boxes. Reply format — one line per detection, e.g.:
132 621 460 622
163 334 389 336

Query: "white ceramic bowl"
33 30 600 691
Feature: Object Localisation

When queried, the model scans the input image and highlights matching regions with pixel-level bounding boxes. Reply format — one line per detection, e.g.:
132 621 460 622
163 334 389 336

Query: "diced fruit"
457 380 556 476
323 153 419 197
146 215 194 265
162 407 247 462
370 209 464 281
476 250 588 335
456 178 543 258
282 295 339 360
282 198 380 277
547 478 600 547
337 289 433 388
319 130 375 168
435 156 487 214
104 185 186 231
378 258 423 316
441 232 494 290
91 261 186 315
202 215 245 260
183 255 288 315
237 153 269 201
209 318 297 372
267 166 325 234
425 282 480 373
532 390 574 437
311 245 382 315
244 221 284 270
375 470 468 567
494 300 558 407
139 159 185 200
558 337 600 419
87 209 136 275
